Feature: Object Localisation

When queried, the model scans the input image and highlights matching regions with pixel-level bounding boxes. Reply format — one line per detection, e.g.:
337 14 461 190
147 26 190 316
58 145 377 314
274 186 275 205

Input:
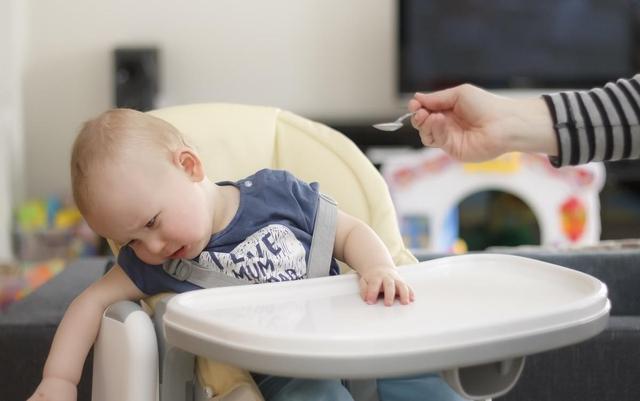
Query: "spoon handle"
397 111 416 123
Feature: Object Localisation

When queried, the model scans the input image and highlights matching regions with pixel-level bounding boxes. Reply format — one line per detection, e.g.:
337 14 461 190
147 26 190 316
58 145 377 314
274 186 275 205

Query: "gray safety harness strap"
306 193 338 278
163 258 247 287
163 192 338 286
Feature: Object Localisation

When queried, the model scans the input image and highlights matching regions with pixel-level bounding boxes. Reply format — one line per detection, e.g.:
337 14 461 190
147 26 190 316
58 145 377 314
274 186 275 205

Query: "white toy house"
382 149 605 252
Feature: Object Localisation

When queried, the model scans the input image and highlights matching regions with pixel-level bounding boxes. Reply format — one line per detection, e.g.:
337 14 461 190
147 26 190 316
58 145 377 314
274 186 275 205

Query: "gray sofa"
1 251 638 401
0 257 106 401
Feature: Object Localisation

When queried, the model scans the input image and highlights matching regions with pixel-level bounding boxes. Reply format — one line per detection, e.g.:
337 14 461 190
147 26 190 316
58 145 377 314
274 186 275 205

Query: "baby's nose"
146 237 168 256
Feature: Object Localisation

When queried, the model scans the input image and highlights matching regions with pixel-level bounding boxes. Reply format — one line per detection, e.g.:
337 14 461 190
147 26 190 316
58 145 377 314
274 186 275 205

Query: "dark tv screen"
399 0 637 92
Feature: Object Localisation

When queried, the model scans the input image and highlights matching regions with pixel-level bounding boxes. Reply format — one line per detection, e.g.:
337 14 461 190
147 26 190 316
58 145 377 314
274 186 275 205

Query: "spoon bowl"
372 122 404 131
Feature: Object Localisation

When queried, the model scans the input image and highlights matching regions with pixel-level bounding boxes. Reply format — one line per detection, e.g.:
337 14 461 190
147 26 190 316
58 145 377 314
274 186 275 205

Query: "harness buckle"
163 259 194 281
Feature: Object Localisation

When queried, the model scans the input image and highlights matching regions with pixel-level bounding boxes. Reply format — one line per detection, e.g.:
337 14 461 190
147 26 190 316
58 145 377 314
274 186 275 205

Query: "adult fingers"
429 113 450 148
419 113 445 146
408 98 422 113
409 98 429 129
411 107 429 129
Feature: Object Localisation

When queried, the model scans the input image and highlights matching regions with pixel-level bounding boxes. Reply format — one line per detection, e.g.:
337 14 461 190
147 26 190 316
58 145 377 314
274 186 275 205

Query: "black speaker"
113 47 159 111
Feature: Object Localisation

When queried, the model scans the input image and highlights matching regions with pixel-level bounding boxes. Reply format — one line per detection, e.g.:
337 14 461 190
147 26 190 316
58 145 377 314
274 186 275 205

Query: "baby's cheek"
133 248 161 265
187 220 210 240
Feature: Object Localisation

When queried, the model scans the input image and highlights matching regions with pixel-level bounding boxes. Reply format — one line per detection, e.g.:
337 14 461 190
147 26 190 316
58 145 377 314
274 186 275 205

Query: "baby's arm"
333 210 415 306
28 264 145 401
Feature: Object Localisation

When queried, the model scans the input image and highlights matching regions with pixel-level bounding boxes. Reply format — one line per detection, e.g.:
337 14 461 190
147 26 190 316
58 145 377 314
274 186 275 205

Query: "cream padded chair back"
111 103 416 267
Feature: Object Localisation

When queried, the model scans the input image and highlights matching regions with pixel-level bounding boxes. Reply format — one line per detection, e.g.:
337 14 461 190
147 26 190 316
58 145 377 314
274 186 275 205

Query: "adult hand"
408 84 557 162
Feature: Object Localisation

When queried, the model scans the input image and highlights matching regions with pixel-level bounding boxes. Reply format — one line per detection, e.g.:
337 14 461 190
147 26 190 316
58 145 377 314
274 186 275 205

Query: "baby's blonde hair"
70 108 190 214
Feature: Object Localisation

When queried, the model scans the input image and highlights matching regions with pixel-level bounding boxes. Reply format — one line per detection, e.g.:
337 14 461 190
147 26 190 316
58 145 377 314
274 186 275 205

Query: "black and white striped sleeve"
542 74 640 166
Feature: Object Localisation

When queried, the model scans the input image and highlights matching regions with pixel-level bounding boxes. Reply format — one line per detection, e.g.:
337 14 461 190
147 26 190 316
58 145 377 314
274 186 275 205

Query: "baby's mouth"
169 246 186 259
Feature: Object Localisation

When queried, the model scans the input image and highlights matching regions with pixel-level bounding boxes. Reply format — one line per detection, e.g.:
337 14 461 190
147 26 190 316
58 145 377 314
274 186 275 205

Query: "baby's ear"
175 148 205 181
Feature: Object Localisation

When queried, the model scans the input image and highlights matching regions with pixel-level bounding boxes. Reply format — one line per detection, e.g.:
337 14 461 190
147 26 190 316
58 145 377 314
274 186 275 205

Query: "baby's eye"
145 215 158 228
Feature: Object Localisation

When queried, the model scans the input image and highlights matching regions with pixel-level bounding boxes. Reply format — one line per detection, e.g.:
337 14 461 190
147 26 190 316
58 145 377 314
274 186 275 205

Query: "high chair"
91 104 610 401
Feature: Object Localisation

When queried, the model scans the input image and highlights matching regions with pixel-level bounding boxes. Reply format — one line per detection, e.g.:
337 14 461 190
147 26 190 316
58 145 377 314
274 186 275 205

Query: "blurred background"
2 0 640 306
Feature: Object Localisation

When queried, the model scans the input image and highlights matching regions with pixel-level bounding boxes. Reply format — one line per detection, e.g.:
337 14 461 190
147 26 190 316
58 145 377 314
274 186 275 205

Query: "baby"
28 108 415 401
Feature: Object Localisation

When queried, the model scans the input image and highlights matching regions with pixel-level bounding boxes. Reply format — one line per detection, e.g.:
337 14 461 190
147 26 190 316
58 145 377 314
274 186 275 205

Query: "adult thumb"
414 86 463 112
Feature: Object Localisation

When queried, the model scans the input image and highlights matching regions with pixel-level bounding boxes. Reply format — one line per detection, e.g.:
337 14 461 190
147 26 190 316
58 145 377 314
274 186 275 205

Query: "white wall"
23 0 404 199
0 0 25 260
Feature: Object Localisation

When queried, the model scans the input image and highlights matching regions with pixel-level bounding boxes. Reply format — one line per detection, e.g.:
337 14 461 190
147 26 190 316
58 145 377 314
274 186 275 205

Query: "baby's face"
86 153 213 265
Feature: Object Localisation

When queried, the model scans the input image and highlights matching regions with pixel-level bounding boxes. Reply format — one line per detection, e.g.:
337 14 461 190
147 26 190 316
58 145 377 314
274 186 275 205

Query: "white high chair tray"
164 254 609 378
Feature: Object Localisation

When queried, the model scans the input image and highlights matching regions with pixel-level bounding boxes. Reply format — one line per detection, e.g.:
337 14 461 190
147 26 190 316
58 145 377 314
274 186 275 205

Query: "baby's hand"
27 377 77 401
358 266 415 306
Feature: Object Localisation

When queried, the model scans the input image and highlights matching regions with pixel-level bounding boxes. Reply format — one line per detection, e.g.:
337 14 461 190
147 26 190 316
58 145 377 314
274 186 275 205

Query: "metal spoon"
372 112 415 131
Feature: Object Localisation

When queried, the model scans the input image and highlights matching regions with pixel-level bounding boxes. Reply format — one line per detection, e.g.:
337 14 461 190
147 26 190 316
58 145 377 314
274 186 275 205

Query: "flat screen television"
398 0 639 93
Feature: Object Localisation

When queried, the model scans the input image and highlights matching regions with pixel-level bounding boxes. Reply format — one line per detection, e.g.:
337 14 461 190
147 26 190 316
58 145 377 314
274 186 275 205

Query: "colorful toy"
382 149 605 252
14 197 97 261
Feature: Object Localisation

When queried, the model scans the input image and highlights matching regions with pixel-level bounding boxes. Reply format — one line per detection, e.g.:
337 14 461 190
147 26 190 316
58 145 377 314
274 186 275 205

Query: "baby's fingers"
382 277 396 306
395 281 415 305
360 276 382 304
